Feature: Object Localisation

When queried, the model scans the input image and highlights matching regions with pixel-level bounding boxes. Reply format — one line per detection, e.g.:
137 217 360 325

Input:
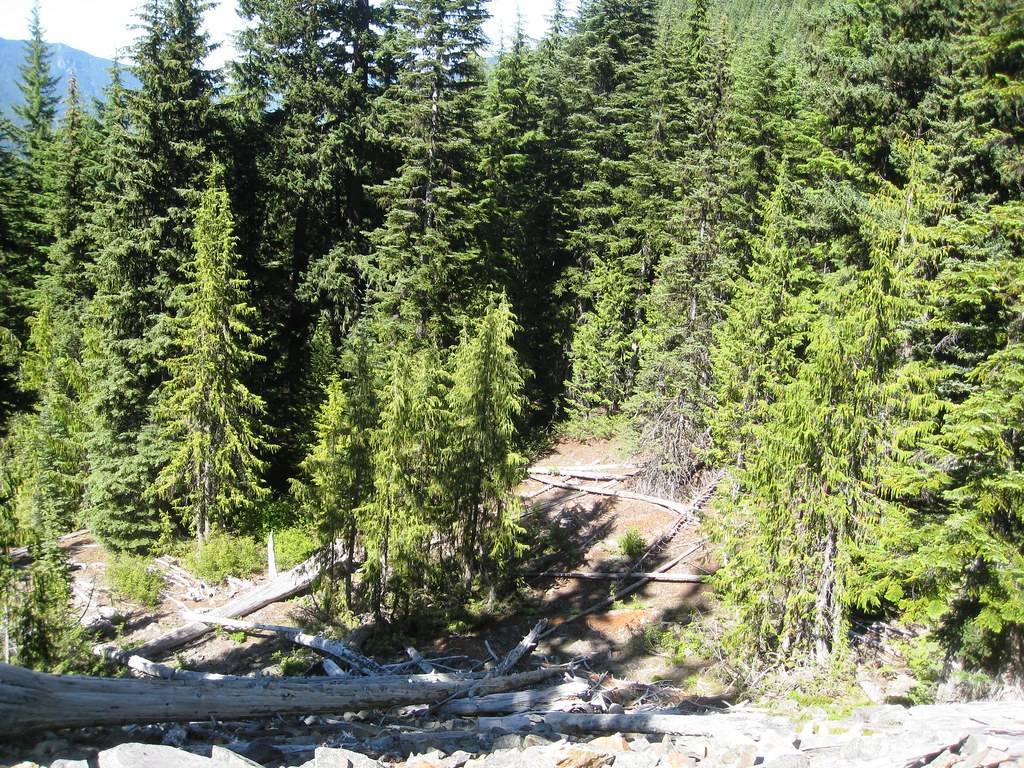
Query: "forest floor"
64 437 715 690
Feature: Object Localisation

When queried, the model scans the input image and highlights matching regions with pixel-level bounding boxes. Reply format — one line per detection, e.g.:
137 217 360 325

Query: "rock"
554 745 613 768
760 755 810 768
607 703 625 715
523 734 559 748
50 760 90 768
657 749 695 768
587 735 630 753
708 742 758 768
163 724 190 747
851 704 909 727
405 750 446 768
492 735 524 751
445 750 473 767
31 737 70 757
97 743 212 768
926 749 959 768
884 674 917 703
315 745 381 768
8 762 41 768
211 745 265 767
606 754 658 768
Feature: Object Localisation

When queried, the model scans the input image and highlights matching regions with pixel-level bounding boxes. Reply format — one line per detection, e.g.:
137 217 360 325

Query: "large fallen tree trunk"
9 529 90 565
178 611 387 674
131 547 351 658
528 476 713 520
0 663 564 736
529 570 707 584
438 679 589 715
527 465 639 482
477 710 783 739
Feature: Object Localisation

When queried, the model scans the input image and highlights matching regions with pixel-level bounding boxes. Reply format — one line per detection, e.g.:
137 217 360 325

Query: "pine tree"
233 0 390 484
13 1 59 252
362 346 454 620
713 149 943 664
364 0 488 344
564 0 657 419
631 8 735 494
155 168 269 541
85 0 215 552
447 296 526 585
293 323 379 609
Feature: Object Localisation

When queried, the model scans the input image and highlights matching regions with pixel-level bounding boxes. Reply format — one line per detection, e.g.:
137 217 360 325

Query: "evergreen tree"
155 168 269 541
447 296 526 584
362 346 454 620
293 324 379 609
713 150 942 664
85 0 215 552
564 0 657 419
363 0 489 343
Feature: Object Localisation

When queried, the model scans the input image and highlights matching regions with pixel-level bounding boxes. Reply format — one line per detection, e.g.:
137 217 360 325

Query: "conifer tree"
156 168 269 541
713 150 942 664
364 0 489 343
564 0 657 419
294 324 379 608
362 347 454 619
13 2 59 260
448 297 526 584
85 0 215 552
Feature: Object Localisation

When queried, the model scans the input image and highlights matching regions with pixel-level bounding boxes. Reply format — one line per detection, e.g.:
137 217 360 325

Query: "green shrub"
274 525 318 571
619 527 646 559
903 636 944 704
183 531 264 584
107 554 165 606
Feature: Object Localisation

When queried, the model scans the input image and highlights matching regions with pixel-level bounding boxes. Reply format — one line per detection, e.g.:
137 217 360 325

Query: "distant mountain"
0 38 138 121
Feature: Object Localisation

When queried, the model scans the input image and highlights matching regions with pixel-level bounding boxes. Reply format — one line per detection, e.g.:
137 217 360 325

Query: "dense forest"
0 0 1021 688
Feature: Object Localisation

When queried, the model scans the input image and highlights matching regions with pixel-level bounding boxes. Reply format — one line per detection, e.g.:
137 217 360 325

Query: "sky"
0 0 559 67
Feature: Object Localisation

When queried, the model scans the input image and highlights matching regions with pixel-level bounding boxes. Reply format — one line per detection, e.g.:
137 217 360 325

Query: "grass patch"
618 527 646 559
183 531 264 584
107 554 165 606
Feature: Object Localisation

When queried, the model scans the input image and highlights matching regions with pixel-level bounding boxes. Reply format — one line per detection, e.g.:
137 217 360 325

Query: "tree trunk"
0 663 563 736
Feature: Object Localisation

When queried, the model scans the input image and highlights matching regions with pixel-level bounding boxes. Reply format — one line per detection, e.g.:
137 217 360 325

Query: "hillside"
0 38 134 117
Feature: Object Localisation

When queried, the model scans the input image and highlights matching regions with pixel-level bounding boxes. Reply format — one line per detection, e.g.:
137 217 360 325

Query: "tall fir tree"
155 168 269 541
85 0 216 552
363 0 488 344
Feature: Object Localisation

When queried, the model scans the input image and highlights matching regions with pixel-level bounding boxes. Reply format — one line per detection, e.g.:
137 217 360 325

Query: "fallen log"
0 663 564 736
528 476 701 519
528 465 640 481
529 570 707 584
131 546 351 659
477 710 782 739
96 647 246 682
438 679 590 715
178 610 387 675
9 529 90 565
493 619 547 676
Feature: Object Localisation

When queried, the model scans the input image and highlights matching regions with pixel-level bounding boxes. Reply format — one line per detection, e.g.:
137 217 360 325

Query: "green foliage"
107 554 165 607
901 636 944 704
273 525 318 571
155 167 270 540
183 531 264 584
618 527 646 559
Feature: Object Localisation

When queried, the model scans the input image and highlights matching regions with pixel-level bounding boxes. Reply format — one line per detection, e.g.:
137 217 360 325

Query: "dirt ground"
58 437 716 687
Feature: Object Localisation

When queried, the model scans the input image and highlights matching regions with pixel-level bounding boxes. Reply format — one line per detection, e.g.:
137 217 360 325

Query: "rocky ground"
9 700 1024 768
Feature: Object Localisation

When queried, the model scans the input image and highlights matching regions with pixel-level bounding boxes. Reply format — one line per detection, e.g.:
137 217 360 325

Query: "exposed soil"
60 437 715 686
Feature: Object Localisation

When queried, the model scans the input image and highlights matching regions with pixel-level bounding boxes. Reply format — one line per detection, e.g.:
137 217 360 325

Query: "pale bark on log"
477 710 778 738
529 571 707 583
492 620 547 676
528 477 701 519
406 646 435 674
322 658 346 677
95 647 246 682
438 679 589 715
0 663 563 735
9 529 90 564
527 466 639 481
178 610 387 675
131 547 350 659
